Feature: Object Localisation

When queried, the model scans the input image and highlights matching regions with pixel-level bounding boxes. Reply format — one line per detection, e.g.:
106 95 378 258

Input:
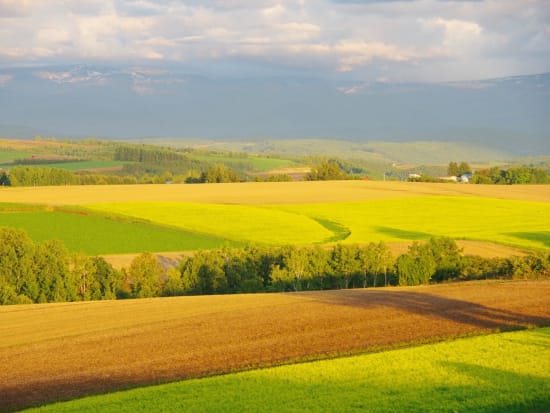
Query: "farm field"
1 181 549 254
0 150 32 163
86 196 550 250
2 281 549 412
1 181 550 205
21 327 550 413
186 153 298 172
0 204 232 254
20 160 128 171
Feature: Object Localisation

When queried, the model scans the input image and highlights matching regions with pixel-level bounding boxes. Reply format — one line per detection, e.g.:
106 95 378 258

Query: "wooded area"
1 227 549 305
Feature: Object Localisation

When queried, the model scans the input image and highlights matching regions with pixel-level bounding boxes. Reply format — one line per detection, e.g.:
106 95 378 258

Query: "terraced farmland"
2 281 549 412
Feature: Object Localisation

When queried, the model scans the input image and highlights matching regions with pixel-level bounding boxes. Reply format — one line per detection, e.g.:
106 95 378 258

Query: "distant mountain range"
0 64 548 156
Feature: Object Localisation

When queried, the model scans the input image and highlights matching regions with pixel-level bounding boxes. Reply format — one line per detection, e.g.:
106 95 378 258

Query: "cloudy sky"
1 0 549 82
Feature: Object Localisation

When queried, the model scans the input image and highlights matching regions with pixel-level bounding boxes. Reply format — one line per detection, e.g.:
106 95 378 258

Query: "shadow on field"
438 361 550 411
302 289 550 331
374 226 431 240
507 231 550 248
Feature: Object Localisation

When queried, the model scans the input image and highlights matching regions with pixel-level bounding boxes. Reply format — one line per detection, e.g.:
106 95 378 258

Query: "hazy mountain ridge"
130 138 513 166
0 64 548 156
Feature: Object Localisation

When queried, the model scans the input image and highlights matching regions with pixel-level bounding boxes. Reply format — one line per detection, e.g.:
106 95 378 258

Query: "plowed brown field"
2 281 549 412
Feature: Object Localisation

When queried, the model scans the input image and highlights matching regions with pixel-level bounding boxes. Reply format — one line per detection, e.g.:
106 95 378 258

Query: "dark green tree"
0 171 10 186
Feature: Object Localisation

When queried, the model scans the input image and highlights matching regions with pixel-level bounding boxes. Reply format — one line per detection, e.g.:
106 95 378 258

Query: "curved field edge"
86 196 550 250
22 327 550 413
85 202 334 245
0 203 234 254
2 281 549 412
275 196 550 250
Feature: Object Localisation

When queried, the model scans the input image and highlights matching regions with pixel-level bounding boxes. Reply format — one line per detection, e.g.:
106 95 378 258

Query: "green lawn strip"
0 204 233 254
86 202 333 245
24 328 550 413
277 196 550 250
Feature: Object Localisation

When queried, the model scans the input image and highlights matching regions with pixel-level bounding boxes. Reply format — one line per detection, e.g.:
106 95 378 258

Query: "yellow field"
2 180 549 256
2 180 550 205
87 202 333 245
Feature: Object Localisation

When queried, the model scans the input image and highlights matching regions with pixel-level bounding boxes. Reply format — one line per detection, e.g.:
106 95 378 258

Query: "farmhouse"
458 172 472 183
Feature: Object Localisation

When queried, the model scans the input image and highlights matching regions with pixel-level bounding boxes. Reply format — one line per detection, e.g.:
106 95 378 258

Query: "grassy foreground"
23 327 550 413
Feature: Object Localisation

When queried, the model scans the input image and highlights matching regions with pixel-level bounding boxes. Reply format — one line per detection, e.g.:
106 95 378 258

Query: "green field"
19 160 128 171
187 153 297 172
0 150 32 164
0 204 232 254
22 327 550 413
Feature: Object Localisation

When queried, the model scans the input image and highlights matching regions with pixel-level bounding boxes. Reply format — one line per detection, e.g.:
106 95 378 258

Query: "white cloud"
0 0 43 17
0 0 549 82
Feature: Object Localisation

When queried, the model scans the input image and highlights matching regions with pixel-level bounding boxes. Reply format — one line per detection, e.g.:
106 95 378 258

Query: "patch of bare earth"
1 281 549 412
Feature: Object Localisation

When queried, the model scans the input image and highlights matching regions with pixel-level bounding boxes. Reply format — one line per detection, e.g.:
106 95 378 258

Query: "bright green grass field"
88 197 550 250
24 328 550 413
0 205 233 254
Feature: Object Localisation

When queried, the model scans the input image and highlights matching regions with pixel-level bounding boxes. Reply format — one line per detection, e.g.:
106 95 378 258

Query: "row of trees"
306 160 353 181
5 166 142 186
471 166 550 184
447 161 472 177
3 226 549 305
114 145 187 163
1 164 247 187
0 228 122 304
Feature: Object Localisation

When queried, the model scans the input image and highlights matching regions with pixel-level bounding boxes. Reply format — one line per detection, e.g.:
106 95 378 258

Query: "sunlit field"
21 327 550 413
0 204 232 254
3 281 549 412
1 181 549 205
1 181 549 254
87 196 550 250
87 202 333 245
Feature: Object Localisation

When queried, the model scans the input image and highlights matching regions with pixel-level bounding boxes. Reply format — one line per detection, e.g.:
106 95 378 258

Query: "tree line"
471 166 550 184
2 227 549 305
0 227 122 304
5 166 141 186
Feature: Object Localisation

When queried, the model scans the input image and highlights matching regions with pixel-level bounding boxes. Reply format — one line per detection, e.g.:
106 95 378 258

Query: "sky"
1 0 549 82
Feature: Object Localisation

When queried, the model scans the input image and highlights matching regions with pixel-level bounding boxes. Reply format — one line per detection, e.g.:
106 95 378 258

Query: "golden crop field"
2 281 549 412
2 180 550 205
2 181 549 257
